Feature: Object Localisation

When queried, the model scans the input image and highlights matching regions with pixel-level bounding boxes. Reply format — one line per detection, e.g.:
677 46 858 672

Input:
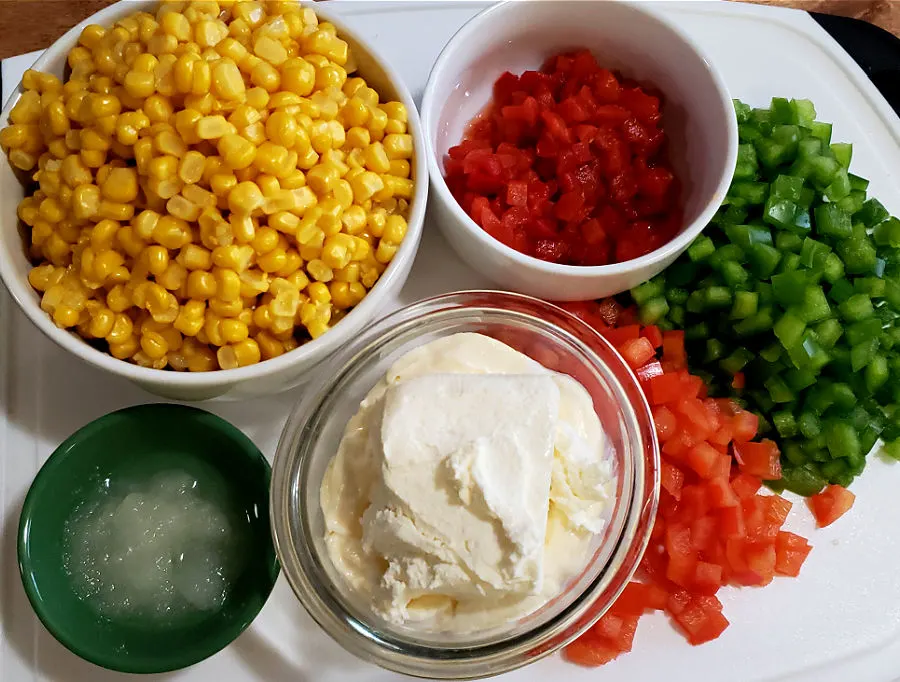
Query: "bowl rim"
270 290 660 679
419 0 738 278
0 0 428 390
16 402 280 674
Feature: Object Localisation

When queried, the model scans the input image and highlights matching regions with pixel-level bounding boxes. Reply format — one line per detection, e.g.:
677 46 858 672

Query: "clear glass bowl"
270 291 659 679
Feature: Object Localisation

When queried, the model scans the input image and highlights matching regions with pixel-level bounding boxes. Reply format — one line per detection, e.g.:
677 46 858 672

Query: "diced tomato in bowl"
420 0 737 301
442 52 682 270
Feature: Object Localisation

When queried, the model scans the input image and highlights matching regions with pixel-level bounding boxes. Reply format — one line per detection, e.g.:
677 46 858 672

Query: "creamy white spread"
320 332 615 632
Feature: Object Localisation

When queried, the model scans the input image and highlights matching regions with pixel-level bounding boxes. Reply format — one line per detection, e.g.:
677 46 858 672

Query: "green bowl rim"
17 402 281 674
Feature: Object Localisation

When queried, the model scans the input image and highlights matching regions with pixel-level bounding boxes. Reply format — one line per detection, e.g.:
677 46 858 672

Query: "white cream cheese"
320 332 615 632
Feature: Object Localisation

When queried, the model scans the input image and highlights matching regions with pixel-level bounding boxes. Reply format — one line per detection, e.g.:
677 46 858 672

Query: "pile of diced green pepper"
630 97 900 496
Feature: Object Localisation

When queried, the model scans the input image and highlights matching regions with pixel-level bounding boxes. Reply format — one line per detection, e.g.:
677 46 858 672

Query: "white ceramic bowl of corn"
0 0 427 401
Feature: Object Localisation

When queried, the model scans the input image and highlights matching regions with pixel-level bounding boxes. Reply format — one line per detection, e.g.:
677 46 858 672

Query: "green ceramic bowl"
18 403 279 674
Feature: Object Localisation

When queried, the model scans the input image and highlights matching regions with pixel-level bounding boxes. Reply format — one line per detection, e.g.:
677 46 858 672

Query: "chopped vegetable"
807 485 855 527
560 302 811 666
628 98 900 495
444 49 681 266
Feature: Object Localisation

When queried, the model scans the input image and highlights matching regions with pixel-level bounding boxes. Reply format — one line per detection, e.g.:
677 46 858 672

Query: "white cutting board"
2 2 900 682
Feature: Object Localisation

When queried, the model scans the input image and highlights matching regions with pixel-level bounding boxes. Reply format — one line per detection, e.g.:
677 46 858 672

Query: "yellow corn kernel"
131 209 159 241
304 164 337 196
228 181 264 215
212 244 254 270
204 172 234 199
98 200 134 222
349 171 384 203
134 140 154 175
196 18 228 47
269 211 299 235
104 284 130 313
88 306 116 338
254 142 288 176
217 36 248 62
108 336 139 360
306 258 333 283
330 281 356 309
227 213 253 243
196 114 231 140
177 243 212 271
250 60 280 92
389 159 411 179
186 269 217 299
221 318 249 343
321 233 354 270
342 126 369 151
100 166 139 203
174 300 206 336
363 142 390 174
87 219 118 251
255 330 284 359
253 36 287 65
383 133 413 161
161 10 191 41
184 91 215 116
209 297 242 317
167 194 201 222
154 129 187 158
144 94 174 123
251 226 279 254
385 118 407 135
305 318 329 339
244 86 269 110
383 214 408 245
144 244 169 276
217 337 260 369
375 240 398 264
218 133 257 169
149 33 179 57
178 150 206 184
256 248 286 273
212 59 246 100
228 103 261 129
214 267 241 301
157 261 188 290
383 175 414 200
173 109 202 144
333 262 359 283
280 63 315 98
140 330 169 359
261 110 295 148
107 312 134 344
124 69 156 99
153 215 192 249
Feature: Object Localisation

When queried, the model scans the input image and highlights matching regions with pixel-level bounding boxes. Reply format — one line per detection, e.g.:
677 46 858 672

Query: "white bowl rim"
420 0 739 278
0 0 428 390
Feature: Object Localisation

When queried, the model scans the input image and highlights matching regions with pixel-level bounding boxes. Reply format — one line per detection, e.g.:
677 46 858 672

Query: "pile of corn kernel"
0 0 413 371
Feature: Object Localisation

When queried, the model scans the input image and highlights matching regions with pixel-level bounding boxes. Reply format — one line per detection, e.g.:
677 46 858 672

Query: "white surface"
2 2 900 682
421 0 737 301
0 1 429 401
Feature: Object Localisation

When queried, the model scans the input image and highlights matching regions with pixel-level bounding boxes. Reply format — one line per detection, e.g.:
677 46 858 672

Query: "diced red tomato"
774 531 813 577
619 337 657 369
565 304 813 668
734 440 782 480
808 485 856 528
444 49 681 267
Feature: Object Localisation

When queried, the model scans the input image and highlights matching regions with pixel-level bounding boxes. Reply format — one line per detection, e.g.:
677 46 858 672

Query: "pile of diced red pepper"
560 300 855 666
443 50 681 266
